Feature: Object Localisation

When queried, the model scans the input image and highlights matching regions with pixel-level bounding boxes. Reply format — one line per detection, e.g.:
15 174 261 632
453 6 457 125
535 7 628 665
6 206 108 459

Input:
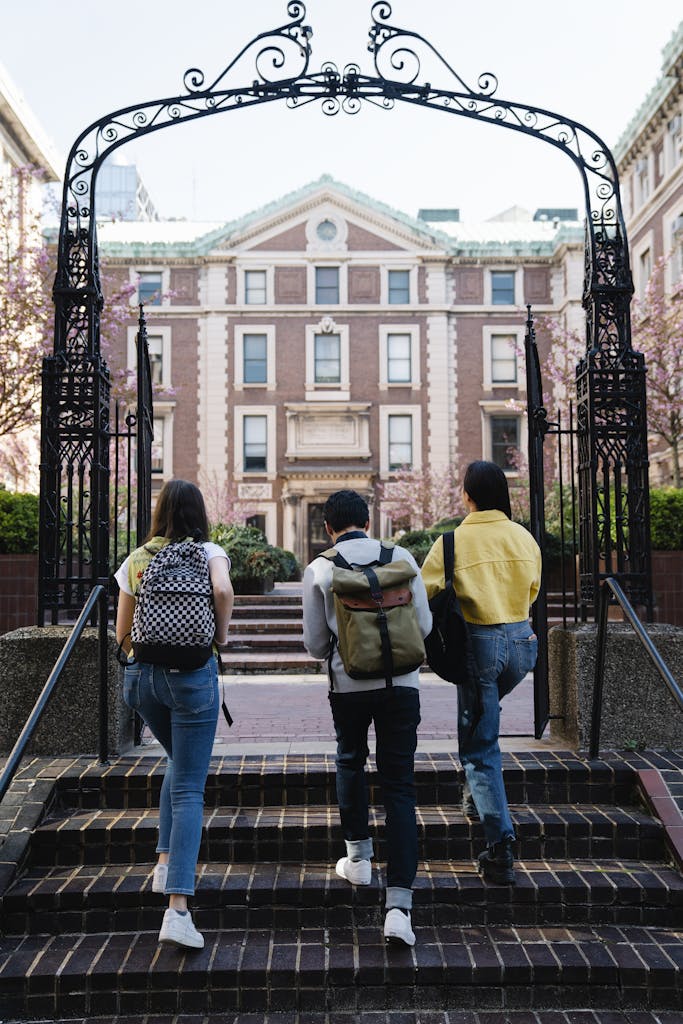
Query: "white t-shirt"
114 541 230 596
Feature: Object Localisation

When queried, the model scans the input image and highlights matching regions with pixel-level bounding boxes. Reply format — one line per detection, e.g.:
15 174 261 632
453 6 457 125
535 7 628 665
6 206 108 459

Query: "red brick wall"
523 267 550 304
346 223 401 250
455 267 484 303
0 555 38 635
252 224 307 250
348 266 380 303
169 317 200 479
652 551 683 626
170 268 199 305
275 267 306 303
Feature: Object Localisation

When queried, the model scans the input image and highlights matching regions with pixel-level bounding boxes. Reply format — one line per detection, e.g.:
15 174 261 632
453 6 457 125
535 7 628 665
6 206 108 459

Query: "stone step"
230 604 303 619
227 633 307 651
226 618 304 634
27 804 666 868
4 859 682 936
0 924 679 1017
233 594 303 606
53 754 638 811
220 651 322 673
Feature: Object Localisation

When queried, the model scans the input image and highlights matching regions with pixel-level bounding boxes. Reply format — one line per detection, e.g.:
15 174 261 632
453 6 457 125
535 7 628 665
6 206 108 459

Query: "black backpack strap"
442 531 455 592
362 565 394 688
319 546 353 571
378 542 394 565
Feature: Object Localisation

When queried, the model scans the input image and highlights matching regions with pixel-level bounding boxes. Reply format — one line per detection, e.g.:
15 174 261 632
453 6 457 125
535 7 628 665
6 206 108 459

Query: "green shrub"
650 488 683 550
209 522 302 581
392 529 441 567
0 491 39 554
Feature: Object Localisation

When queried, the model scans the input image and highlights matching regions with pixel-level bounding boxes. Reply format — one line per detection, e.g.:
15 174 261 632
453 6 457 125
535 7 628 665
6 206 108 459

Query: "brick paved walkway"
137 673 548 755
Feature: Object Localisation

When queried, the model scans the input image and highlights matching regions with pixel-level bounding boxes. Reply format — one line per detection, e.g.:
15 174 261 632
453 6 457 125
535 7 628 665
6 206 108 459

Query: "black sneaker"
477 836 515 885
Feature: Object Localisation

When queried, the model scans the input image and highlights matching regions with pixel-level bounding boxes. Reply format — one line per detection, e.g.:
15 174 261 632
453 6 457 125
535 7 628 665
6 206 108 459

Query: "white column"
425 264 455 472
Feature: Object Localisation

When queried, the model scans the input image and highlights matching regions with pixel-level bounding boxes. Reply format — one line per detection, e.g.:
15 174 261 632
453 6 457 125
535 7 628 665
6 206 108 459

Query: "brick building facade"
100 176 583 563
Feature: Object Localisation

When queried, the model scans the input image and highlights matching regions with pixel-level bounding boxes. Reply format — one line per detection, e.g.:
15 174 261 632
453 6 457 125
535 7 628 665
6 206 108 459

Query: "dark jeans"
329 686 421 902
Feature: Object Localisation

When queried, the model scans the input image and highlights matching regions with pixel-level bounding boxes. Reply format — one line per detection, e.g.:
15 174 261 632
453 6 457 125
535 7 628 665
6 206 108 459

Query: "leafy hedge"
650 488 683 551
209 523 301 582
0 491 39 554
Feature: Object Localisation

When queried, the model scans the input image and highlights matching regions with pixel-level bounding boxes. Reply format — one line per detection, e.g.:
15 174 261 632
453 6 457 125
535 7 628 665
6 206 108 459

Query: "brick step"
54 755 638 811
27 804 666 868
233 594 303 606
5 859 682 936
220 652 322 672
0 1015 674 1024
227 634 307 651
230 604 303 619
0 924 679 1017
225 618 304 634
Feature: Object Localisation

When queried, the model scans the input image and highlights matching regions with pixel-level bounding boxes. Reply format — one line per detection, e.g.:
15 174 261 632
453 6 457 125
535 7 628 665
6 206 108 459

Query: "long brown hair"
146 479 210 542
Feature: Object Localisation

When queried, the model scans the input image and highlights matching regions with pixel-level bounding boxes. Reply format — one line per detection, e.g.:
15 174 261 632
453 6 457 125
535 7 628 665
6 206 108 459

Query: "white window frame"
150 402 175 479
379 405 422 476
380 264 418 306
237 266 274 306
485 268 519 307
482 326 524 390
305 321 350 399
233 406 276 480
378 324 421 389
479 401 525 476
234 325 276 390
662 204 683 294
129 267 171 308
127 325 172 388
633 231 654 301
307 263 347 305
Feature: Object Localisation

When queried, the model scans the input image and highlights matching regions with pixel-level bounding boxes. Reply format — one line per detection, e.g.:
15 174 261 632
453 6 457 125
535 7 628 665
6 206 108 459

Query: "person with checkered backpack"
115 479 234 950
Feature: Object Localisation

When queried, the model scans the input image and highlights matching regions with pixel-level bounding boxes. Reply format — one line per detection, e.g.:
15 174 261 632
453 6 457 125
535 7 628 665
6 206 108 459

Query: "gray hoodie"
302 536 433 693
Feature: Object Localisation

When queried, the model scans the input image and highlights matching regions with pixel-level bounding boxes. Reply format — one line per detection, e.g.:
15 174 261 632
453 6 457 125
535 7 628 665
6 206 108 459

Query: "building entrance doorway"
307 504 329 564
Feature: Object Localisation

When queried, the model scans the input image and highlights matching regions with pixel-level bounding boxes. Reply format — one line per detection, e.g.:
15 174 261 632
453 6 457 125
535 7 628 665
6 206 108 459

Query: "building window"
315 266 339 304
138 272 162 306
387 333 412 383
245 270 267 304
388 269 410 304
314 333 341 383
636 158 650 204
672 215 683 285
490 333 518 384
151 418 165 474
491 271 515 305
388 414 413 469
243 334 268 384
669 115 683 167
639 248 652 298
147 335 164 386
247 513 267 533
243 415 267 472
490 416 520 471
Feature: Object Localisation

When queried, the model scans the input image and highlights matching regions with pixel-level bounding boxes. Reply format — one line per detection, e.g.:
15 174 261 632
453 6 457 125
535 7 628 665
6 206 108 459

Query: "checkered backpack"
131 539 215 669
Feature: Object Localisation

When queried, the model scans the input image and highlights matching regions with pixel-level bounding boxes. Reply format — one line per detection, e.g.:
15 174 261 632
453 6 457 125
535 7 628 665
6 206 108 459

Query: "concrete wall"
0 627 134 756
549 623 683 751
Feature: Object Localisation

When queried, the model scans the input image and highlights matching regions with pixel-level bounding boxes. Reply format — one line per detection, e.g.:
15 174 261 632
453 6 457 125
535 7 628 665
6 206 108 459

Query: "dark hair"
322 489 370 533
146 479 210 542
463 461 512 519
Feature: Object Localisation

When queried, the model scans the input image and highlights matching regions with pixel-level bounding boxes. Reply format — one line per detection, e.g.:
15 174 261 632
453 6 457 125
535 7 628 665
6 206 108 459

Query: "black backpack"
424 531 477 687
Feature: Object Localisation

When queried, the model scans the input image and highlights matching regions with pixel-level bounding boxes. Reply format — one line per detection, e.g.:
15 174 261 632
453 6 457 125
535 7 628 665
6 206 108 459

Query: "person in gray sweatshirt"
302 489 432 947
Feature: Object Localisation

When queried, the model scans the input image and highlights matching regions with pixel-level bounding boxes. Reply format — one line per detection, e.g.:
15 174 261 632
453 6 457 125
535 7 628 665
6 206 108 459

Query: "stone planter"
232 575 275 596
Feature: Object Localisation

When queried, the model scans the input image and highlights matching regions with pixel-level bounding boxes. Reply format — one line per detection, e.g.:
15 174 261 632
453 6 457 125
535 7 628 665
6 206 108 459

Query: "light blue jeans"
458 621 538 846
123 658 219 895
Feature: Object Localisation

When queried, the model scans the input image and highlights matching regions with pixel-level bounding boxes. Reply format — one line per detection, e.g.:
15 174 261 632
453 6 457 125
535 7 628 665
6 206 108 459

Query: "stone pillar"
548 623 683 751
0 627 134 756
281 493 301 561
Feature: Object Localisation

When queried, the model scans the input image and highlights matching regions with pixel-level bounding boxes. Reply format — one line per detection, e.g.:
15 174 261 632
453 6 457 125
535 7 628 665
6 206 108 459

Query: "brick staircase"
223 588 323 673
0 750 681 1021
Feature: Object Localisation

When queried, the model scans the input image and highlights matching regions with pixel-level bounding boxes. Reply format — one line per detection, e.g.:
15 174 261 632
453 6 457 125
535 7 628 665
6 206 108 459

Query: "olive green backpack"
321 541 425 687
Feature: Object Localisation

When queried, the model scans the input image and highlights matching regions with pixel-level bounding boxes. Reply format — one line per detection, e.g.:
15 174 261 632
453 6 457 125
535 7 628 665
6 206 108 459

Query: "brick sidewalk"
147 672 544 757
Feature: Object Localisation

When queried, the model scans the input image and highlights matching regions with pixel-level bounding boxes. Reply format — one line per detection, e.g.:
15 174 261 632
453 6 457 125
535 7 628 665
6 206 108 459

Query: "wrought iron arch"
40 0 651 627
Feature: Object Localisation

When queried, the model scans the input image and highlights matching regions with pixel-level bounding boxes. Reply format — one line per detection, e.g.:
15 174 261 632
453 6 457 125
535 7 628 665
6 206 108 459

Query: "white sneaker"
158 908 204 949
384 908 416 947
152 863 168 894
335 856 371 885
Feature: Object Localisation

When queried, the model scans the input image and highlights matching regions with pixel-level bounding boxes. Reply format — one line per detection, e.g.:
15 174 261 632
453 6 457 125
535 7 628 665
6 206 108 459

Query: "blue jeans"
329 686 420 910
123 658 219 895
458 621 538 846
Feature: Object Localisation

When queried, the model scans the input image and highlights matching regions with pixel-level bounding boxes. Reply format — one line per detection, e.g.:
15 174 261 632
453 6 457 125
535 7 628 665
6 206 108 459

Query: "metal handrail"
0 585 109 805
589 577 683 759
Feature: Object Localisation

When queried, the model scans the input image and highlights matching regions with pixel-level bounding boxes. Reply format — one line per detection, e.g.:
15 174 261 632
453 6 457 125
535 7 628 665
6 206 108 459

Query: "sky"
2 0 682 225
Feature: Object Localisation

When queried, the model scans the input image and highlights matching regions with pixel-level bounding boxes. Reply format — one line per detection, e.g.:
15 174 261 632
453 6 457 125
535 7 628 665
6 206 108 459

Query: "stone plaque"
238 483 272 500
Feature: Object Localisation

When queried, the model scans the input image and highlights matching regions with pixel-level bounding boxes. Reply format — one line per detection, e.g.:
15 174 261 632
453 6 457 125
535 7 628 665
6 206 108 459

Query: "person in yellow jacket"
421 460 541 885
